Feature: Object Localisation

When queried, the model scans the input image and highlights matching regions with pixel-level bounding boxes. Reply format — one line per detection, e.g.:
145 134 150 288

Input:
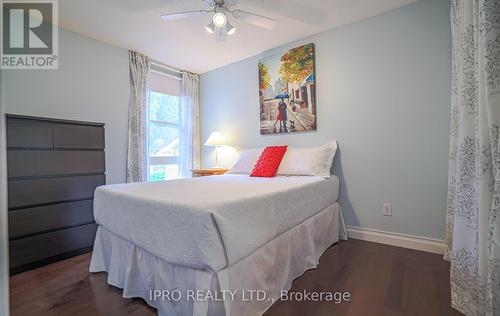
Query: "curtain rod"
151 60 183 74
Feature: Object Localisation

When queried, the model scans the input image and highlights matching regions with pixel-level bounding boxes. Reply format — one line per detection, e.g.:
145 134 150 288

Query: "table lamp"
204 131 225 168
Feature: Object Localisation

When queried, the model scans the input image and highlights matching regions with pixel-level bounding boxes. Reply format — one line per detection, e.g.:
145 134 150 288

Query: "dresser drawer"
9 200 94 239
7 150 105 178
9 223 98 269
6 118 54 148
8 175 105 209
53 124 104 149
6 115 105 274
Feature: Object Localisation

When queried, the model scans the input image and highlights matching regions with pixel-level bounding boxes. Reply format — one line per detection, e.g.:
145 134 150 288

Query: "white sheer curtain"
126 51 151 183
179 71 201 178
445 1 499 315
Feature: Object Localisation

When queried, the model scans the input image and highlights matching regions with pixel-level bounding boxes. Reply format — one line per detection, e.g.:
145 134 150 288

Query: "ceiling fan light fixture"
160 0 277 42
213 12 227 27
205 21 215 33
226 20 236 35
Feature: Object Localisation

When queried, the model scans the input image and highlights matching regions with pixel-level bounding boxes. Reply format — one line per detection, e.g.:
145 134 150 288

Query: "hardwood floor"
9 239 462 316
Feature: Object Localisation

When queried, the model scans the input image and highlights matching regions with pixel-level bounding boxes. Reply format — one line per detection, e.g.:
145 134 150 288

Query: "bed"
90 174 347 316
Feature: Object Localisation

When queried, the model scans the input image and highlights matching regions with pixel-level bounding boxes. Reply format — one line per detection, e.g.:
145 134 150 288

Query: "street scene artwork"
259 43 316 135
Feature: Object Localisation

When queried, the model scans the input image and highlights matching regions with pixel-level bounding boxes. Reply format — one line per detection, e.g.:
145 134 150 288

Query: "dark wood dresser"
6 114 105 274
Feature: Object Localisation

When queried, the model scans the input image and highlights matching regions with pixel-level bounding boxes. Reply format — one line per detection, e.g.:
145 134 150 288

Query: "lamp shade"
204 132 225 146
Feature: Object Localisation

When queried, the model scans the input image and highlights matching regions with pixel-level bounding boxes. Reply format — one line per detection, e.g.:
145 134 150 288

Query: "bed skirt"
90 202 347 316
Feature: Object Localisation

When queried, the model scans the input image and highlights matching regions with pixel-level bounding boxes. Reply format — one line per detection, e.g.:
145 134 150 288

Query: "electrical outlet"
383 203 392 216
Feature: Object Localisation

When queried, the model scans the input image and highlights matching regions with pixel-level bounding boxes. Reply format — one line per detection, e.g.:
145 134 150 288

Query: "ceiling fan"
160 0 277 42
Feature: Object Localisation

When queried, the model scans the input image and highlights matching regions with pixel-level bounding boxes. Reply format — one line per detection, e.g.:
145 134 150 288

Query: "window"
148 72 181 182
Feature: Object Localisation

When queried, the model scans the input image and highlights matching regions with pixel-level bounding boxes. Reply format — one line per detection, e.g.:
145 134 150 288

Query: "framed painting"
258 43 316 135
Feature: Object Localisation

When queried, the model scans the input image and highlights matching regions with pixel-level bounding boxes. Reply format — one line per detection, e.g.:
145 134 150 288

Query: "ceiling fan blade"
238 0 326 28
104 0 197 12
161 10 211 21
215 26 227 42
230 10 277 30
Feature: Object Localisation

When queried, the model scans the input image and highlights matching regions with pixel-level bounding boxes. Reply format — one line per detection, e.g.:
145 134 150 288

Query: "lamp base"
214 146 220 169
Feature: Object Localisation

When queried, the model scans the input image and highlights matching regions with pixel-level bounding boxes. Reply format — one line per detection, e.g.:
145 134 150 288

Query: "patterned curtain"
445 0 500 315
126 51 151 183
179 71 201 178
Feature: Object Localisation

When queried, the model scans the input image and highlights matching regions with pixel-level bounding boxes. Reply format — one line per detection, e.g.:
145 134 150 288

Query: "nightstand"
192 168 229 177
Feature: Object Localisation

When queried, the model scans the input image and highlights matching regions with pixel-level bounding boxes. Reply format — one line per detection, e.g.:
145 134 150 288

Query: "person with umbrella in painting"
274 93 289 133
273 106 282 132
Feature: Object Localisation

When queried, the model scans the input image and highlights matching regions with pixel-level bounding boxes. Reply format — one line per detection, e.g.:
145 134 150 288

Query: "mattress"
93 174 339 271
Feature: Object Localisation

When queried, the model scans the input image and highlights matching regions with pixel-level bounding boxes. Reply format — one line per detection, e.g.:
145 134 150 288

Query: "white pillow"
227 148 264 174
277 141 338 178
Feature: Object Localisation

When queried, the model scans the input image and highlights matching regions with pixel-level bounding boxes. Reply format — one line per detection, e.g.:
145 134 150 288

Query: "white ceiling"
59 0 418 73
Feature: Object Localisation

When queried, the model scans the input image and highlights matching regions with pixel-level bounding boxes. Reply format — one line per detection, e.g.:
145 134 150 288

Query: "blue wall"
3 28 130 185
200 0 451 240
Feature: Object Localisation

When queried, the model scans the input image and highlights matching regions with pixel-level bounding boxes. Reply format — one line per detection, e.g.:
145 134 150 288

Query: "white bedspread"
93 174 339 272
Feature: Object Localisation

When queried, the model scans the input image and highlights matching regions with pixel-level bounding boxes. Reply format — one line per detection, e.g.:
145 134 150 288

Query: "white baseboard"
346 226 446 255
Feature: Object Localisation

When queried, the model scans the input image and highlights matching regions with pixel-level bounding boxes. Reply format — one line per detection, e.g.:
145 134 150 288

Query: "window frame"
147 89 181 181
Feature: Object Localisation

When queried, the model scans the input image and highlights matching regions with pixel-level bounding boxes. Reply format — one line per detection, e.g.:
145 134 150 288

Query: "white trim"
0 70 9 315
346 226 446 255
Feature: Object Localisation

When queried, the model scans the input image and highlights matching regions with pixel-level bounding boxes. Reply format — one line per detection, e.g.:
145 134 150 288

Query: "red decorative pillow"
250 146 288 177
